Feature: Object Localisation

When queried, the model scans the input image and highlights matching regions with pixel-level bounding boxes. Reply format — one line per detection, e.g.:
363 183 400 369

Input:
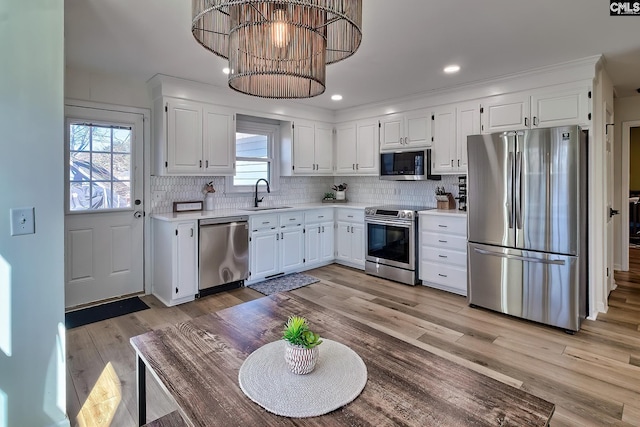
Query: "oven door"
365 218 415 270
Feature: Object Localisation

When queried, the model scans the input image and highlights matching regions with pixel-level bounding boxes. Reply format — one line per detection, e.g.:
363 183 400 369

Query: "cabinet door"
305 225 322 265
356 119 379 174
350 223 365 267
203 105 235 175
405 109 431 148
432 105 456 173
379 114 404 150
175 222 197 299
335 122 357 174
280 227 304 272
293 120 316 174
250 230 279 280
481 93 530 133
456 101 481 172
530 88 589 128
314 123 334 174
320 221 335 262
335 221 352 261
166 99 203 174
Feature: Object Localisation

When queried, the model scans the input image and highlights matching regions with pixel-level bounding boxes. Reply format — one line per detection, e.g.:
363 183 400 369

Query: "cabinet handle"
347 215 353 218
438 224 447 228
458 159 460 167
356 163 359 170
352 163 355 170
438 240 448 243
199 160 202 168
206 160 209 168
281 232 284 239
190 228 194 237
399 137 402 144
451 159 453 167
525 117 529 127
438 273 448 278
318 215 324 218
533 116 538 126
276 234 280 240
404 137 408 145
318 227 321 233
438 255 448 258
350 226 354 233
262 221 270 224
322 226 325 232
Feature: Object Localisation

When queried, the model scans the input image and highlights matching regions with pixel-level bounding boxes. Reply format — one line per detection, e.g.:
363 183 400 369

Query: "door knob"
609 207 620 218
134 211 143 218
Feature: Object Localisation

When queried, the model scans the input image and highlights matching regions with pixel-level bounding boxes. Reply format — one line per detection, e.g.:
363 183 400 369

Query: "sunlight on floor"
0 255 11 357
77 362 121 427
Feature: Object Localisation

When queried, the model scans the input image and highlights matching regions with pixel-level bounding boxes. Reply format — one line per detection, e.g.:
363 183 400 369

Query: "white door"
606 108 616 293
250 230 279 280
356 119 379 174
335 123 357 174
305 225 321 265
65 106 145 308
320 222 335 262
314 123 334 174
293 120 315 173
351 223 365 267
281 227 304 272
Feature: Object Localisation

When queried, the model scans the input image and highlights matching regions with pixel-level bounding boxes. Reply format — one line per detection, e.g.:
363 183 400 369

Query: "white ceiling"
64 0 640 111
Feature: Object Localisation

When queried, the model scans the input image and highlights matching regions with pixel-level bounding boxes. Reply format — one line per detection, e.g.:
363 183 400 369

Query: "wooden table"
130 293 554 426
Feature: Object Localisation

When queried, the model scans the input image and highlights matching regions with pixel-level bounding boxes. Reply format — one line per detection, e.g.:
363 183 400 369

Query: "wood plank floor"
67 259 640 426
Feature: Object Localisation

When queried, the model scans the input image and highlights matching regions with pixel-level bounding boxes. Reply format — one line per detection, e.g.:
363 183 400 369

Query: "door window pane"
68 123 132 212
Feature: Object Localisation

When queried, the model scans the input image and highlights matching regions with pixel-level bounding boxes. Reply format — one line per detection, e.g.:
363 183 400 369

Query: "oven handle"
365 218 413 228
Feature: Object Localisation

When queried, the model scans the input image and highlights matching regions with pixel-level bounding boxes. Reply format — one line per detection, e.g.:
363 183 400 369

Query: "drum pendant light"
192 0 362 99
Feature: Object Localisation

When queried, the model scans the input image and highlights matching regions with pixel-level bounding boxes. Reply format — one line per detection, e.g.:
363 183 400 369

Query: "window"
226 117 280 193
67 122 132 211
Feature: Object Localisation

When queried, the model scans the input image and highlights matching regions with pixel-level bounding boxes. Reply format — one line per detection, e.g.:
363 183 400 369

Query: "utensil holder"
435 193 456 210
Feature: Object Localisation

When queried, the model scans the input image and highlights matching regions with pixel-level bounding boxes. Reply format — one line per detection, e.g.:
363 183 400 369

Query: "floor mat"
247 273 320 296
65 296 150 329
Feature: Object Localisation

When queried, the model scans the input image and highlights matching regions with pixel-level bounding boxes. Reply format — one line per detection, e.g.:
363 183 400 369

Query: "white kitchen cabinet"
335 119 379 175
335 209 365 269
379 110 431 151
152 96 235 176
247 212 305 283
432 101 480 174
481 85 590 133
288 120 333 175
305 209 334 268
151 219 198 306
419 211 467 296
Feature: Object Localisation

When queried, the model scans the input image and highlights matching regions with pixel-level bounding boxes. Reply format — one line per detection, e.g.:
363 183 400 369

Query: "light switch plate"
10 207 35 236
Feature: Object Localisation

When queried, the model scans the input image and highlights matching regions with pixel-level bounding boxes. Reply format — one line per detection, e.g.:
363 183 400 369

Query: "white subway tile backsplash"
150 174 463 213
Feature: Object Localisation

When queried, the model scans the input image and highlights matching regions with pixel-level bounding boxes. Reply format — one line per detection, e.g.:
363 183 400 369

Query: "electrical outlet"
10 207 35 236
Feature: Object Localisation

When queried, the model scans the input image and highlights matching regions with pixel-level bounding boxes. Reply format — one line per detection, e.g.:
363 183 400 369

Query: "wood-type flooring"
67 254 640 426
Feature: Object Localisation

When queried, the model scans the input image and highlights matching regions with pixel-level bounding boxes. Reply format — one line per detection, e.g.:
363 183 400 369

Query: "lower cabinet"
335 209 365 269
419 212 467 296
152 219 198 306
305 208 335 269
248 213 304 283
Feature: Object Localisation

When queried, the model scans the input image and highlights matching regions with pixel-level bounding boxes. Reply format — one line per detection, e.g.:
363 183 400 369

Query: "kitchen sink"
240 206 292 211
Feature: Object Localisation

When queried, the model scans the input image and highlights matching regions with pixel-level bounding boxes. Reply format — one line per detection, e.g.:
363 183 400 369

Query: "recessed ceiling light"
331 94 343 101
444 65 461 74
222 67 230 74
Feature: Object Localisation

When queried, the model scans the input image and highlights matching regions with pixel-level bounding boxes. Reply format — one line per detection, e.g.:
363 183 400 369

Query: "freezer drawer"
467 242 582 331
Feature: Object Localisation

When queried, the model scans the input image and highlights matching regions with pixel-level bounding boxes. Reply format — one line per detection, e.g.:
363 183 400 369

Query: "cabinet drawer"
420 262 467 292
336 209 364 222
420 214 467 236
250 214 279 231
421 231 467 251
279 213 304 227
421 246 466 268
305 209 334 224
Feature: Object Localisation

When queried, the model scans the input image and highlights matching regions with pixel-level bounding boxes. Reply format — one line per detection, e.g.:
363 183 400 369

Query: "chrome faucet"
254 178 271 207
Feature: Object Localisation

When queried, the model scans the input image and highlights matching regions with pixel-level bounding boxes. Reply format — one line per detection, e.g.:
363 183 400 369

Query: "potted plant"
332 183 348 201
282 315 323 374
322 192 336 202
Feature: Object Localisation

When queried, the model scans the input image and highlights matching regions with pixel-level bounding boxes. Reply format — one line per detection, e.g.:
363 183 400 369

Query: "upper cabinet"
335 119 379 175
282 120 334 175
431 101 480 174
481 85 590 134
153 97 235 176
379 109 431 151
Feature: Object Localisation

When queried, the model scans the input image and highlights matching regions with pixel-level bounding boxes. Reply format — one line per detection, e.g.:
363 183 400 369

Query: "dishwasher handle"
200 216 249 226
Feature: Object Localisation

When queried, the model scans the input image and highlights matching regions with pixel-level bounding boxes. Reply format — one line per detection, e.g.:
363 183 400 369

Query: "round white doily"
238 339 367 418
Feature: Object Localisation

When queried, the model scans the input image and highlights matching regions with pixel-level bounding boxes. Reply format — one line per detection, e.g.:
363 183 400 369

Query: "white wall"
65 67 151 110
0 2 68 427
613 96 640 269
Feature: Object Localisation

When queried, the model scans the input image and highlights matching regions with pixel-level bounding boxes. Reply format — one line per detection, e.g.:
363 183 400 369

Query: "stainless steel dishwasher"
199 216 249 292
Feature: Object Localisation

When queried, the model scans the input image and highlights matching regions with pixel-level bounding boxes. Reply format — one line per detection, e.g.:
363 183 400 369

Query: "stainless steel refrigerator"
466 125 587 332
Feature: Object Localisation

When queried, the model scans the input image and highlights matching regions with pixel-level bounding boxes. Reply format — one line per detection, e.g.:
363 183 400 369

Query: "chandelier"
192 0 363 99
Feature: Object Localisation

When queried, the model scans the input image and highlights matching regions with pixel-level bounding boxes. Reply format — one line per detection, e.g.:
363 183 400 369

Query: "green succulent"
282 315 323 349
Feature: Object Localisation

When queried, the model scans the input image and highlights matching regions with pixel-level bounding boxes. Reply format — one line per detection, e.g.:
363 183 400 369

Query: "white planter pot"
204 193 215 210
284 342 319 375
335 191 346 201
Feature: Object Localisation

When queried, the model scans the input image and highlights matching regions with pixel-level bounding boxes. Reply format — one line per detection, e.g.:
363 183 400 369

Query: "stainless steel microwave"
379 149 441 181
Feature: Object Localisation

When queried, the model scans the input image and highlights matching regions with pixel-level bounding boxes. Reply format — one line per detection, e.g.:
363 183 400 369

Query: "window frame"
225 119 281 194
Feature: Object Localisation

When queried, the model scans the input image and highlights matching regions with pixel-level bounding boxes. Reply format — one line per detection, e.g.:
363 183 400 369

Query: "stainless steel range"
364 205 432 285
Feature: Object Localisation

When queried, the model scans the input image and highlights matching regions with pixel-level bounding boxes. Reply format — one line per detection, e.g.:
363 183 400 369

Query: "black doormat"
65 297 150 329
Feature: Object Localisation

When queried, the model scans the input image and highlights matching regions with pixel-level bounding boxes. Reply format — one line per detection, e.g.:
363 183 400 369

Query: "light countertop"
151 202 368 222
418 209 467 218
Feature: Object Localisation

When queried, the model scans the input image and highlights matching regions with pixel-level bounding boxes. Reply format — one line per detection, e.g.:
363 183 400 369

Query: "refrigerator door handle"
507 152 514 229
473 247 566 265
515 151 523 229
